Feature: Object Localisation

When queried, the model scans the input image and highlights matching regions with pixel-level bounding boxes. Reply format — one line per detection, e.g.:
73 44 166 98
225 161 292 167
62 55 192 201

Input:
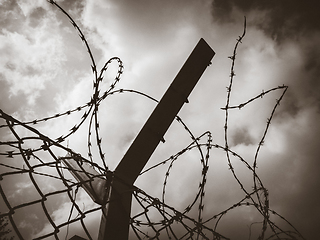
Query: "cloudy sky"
0 0 319 239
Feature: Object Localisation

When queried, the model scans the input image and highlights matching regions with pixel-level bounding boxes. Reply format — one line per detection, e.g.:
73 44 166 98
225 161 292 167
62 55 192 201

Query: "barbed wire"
0 1 305 239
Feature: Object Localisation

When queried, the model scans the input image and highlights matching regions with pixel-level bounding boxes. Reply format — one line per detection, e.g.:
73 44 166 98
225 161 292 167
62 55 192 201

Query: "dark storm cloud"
0 0 46 28
269 109 320 239
210 0 320 114
29 7 47 28
231 127 254 146
211 0 319 40
274 37 320 116
55 0 85 13
211 0 320 119
0 0 17 13
0 0 20 32
0 74 15 114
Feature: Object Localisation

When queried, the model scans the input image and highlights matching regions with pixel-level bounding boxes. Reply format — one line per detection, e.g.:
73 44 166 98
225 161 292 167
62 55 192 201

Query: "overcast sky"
0 0 319 239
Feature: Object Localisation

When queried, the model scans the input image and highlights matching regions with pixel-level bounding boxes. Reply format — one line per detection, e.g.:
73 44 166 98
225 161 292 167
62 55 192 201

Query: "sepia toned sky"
1 0 320 239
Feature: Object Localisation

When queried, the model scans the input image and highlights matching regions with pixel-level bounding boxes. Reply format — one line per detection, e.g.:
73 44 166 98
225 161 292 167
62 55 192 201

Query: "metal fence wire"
0 1 305 240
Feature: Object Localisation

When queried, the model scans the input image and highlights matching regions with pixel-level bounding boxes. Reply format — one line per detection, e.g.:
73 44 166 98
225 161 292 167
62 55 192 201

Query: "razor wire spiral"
0 1 306 239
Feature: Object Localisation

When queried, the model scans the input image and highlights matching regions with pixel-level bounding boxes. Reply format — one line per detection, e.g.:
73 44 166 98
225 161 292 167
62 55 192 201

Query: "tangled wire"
0 1 305 240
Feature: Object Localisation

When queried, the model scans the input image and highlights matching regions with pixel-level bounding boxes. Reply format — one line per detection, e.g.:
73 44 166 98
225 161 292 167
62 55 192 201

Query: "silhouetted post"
64 38 214 240
101 38 214 239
